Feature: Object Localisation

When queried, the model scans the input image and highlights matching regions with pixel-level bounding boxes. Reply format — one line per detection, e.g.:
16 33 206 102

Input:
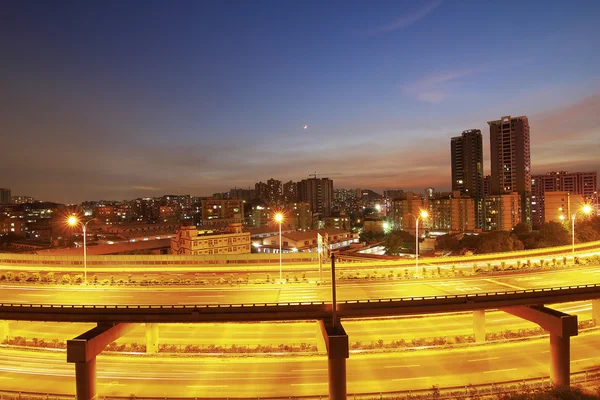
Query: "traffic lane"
1 266 599 306
5 301 592 346
0 331 599 397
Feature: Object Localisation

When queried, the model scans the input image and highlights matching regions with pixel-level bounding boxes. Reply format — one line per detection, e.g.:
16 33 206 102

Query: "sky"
1 0 599 204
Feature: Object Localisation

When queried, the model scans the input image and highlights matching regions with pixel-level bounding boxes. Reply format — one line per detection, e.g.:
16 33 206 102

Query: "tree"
435 234 461 252
476 231 523 254
575 224 600 243
384 230 415 255
538 222 570 247
512 222 532 237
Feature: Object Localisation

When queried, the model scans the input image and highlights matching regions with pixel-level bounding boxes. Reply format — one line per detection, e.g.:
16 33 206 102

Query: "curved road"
5 301 594 347
1 265 599 306
0 331 599 397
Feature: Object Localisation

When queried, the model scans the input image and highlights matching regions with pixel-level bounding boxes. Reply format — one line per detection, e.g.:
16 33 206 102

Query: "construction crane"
309 172 341 179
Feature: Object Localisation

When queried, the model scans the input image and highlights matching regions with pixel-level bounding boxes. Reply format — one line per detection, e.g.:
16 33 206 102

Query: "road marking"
0 377 14 380
291 368 329 372
98 381 125 386
16 294 52 297
188 295 226 298
484 279 525 291
468 357 500 362
186 385 229 388
291 382 328 386
573 358 593 363
541 350 550 354
384 364 421 368
392 376 431 381
483 368 517 374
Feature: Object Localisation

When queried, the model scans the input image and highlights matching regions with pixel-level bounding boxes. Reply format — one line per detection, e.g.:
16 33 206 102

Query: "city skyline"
2 1 600 204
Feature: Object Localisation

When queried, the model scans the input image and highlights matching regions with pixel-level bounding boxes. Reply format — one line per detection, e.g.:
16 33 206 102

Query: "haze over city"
2 0 600 203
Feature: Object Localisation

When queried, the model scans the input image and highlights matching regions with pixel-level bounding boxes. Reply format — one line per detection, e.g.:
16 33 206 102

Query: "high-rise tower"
488 116 531 224
451 129 484 228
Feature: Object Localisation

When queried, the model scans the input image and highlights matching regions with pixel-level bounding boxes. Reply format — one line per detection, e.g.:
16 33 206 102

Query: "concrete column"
592 299 600 326
328 356 347 400
0 320 9 341
550 334 570 387
316 321 327 353
473 310 486 342
145 323 159 354
319 320 349 400
504 305 577 388
75 357 97 400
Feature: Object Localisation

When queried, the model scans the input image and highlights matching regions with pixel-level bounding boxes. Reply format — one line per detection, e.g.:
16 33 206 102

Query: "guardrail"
1 284 599 323
0 368 598 400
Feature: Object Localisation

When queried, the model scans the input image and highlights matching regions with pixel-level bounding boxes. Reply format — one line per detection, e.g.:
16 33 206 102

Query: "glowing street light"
415 210 429 277
274 212 284 281
67 215 94 285
571 205 593 256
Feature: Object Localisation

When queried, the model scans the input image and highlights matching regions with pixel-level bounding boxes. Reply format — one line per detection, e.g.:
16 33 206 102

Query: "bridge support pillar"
592 299 600 326
0 320 9 341
67 323 137 400
473 310 486 342
316 321 327 352
504 305 577 387
319 319 349 400
145 323 159 354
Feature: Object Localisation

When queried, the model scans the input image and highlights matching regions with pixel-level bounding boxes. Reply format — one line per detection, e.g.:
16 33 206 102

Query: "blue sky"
1 0 599 203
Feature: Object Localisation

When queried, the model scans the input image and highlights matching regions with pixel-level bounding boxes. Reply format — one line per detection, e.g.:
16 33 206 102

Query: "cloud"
402 69 476 103
375 0 442 33
132 186 161 191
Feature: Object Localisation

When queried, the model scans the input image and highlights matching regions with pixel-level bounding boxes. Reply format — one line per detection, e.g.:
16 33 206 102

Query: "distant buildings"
451 129 484 228
531 171 598 226
170 223 250 255
201 199 244 226
488 116 531 224
0 188 11 204
11 196 36 204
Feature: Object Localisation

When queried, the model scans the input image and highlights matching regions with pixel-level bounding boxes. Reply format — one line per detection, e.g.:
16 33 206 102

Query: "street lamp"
415 210 429 277
571 205 593 256
67 215 94 285
274 212 284 281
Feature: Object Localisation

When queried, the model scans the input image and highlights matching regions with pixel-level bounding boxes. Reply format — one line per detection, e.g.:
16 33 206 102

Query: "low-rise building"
171 223 251 255
483 193 521 231
257 228 358 253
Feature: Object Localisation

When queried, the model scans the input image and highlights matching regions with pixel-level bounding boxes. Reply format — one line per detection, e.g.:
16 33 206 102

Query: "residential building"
258 228 358 253
483 193 522 231
297 177 334 217
451 129 484 228
488 116 531 224
285 202 313 230
170 223 250 255
0 188 11 204
531 171 598 226
389 192 424 231
201 199 244 226
543 191 586 224
427 191 477 232
283 181 298 203
483 175 491 197
266 178 282 204
11 196 36 204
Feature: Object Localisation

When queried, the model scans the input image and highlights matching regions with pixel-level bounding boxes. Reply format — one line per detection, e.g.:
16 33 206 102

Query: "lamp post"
415 210 429 277
274 213 284 281
67 215 94 285
571 205 593 257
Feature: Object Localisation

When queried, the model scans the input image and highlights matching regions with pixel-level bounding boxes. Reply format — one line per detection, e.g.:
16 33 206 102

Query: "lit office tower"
451 129 484 228
297 177 334 217
488 116 532 224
